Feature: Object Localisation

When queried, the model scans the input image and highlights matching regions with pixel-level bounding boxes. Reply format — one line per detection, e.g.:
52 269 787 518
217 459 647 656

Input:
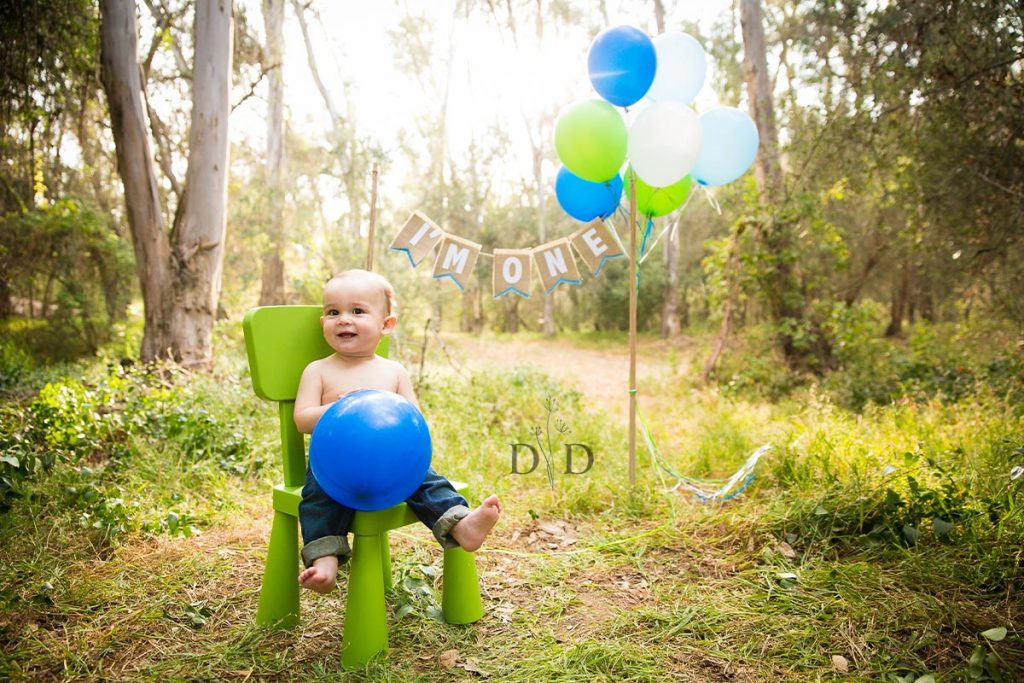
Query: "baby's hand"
338 388 367 400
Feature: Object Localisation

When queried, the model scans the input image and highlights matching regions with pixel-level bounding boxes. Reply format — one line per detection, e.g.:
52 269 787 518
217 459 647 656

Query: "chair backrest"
243 306 332 402
242 305 389 487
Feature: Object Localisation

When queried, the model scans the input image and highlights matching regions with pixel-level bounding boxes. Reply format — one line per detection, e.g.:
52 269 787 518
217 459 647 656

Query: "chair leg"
441 546 484 624
343 533 388 668
380 532 392 591
256 510 300 628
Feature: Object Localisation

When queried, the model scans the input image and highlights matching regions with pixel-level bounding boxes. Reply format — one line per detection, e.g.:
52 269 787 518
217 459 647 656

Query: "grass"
1 319 1022 681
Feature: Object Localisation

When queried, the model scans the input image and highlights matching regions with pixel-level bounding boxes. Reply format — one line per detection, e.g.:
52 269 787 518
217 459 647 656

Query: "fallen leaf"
831 655 849 673
460 657 488 675
981 626 1007 642
777 541 797 559
439 649 459 668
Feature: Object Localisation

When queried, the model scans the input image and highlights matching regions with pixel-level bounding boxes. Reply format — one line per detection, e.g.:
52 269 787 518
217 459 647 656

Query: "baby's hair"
325 269 397 315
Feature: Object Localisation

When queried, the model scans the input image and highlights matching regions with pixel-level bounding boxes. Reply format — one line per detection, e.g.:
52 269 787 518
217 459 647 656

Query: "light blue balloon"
691 107 759 187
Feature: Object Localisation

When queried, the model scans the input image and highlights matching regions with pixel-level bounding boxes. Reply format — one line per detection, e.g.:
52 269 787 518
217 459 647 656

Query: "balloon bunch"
554 26 759 222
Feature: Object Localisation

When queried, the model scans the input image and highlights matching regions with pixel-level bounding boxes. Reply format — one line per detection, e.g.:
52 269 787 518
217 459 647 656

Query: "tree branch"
291 0 343 127
231 62 273 112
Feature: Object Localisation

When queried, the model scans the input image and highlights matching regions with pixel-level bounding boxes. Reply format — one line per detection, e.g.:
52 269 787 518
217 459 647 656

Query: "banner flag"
533 238 582 293
389 211 445 267
432 234 482 291
570 219 625 276
493 249 532 298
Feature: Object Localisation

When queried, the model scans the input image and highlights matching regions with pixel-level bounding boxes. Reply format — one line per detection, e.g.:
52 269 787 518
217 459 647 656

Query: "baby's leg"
449 495 502 552
299 555 339 593
405 470 501 551
298 467 353 593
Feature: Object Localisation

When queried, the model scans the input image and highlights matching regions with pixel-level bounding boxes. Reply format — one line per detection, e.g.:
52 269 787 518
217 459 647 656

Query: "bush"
0 199 134 357
0 361 264 541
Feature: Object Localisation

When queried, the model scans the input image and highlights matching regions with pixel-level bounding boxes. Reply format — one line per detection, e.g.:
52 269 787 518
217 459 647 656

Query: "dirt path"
440 334 698 423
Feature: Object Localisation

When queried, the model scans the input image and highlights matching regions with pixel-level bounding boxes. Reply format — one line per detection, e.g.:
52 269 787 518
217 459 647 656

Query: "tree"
100 0 233 364
258 0 286 305
0 0 105 319
738 0 835 372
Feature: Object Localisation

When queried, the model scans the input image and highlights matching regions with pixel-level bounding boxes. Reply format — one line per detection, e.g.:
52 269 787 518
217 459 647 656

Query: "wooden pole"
365 163 380 271
628 169 638 488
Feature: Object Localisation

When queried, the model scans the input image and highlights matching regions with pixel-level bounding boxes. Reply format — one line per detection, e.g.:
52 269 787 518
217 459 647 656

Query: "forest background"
1 0 1023 680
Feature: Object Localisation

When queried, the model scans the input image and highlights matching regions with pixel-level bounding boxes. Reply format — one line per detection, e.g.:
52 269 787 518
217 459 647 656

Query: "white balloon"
628 101 703 188
646 32 706 104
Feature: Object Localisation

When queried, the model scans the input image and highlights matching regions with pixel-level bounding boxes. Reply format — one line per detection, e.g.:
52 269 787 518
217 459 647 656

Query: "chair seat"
271 480 469 535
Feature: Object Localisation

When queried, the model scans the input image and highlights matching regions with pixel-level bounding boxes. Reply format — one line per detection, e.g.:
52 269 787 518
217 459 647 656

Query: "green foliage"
0 0 99 212
587 254 667 332
0 340 34 394
0 362 264 542
823 319 1024 410
0 200 134 357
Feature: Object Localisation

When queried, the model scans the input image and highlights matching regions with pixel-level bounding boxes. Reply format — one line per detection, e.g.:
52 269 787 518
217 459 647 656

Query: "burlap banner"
533 238 583 293
432 234 482 291
570 219 625 276
389 211 445 267
391 211 623 298
493 248 532 298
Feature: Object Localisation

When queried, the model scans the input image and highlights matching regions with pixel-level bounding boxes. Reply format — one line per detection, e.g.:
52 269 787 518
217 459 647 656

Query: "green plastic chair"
243 305 484 668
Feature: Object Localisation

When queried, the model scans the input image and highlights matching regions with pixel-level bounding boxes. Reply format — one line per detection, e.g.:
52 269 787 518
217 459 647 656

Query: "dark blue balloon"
555 166 623 222
309 390 432 511
587 26 657 107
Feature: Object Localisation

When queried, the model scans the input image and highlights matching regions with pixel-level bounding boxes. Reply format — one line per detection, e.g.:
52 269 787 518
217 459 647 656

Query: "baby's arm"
294 361 330 434
394 362 420 409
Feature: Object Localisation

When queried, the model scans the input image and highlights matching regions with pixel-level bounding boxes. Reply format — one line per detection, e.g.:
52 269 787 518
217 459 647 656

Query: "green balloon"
624 167 692 217
554 99 627 183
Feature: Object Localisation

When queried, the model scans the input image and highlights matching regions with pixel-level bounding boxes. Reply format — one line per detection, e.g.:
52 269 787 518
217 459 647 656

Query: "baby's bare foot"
298 555 338 594
450 495 502 552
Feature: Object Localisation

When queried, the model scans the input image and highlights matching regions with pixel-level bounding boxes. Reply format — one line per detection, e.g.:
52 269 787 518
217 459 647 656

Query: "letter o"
502 256 523 284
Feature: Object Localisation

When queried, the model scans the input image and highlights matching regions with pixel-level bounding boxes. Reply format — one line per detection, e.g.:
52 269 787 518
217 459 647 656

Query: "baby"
294 269 501 593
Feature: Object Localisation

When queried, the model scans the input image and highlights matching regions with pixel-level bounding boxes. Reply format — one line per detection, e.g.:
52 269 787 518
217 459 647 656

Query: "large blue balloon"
555 166 623 221
587 26 657 107
309 390 432 511
691 107 760 187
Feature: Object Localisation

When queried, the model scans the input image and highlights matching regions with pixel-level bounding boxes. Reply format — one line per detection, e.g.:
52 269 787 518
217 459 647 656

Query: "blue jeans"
298 466 470 567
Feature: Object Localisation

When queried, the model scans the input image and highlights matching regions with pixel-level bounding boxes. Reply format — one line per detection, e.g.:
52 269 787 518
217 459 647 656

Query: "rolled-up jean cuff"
432 505 471 549
301 535 351 568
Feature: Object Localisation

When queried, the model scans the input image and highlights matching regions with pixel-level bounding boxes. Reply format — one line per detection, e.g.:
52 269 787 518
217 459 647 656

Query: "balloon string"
637 183 696 265
635 217 653 291
701 185 722 215
603 215 628 254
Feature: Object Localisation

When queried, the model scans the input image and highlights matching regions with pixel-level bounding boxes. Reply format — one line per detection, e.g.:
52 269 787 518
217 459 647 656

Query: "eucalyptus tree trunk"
100 0 172 359
258 0 286 305
101 0 233 365
740 0 822 370
740 0 784 198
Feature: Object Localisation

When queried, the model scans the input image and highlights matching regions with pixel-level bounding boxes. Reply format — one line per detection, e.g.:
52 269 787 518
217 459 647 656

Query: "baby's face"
320 275 395 357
